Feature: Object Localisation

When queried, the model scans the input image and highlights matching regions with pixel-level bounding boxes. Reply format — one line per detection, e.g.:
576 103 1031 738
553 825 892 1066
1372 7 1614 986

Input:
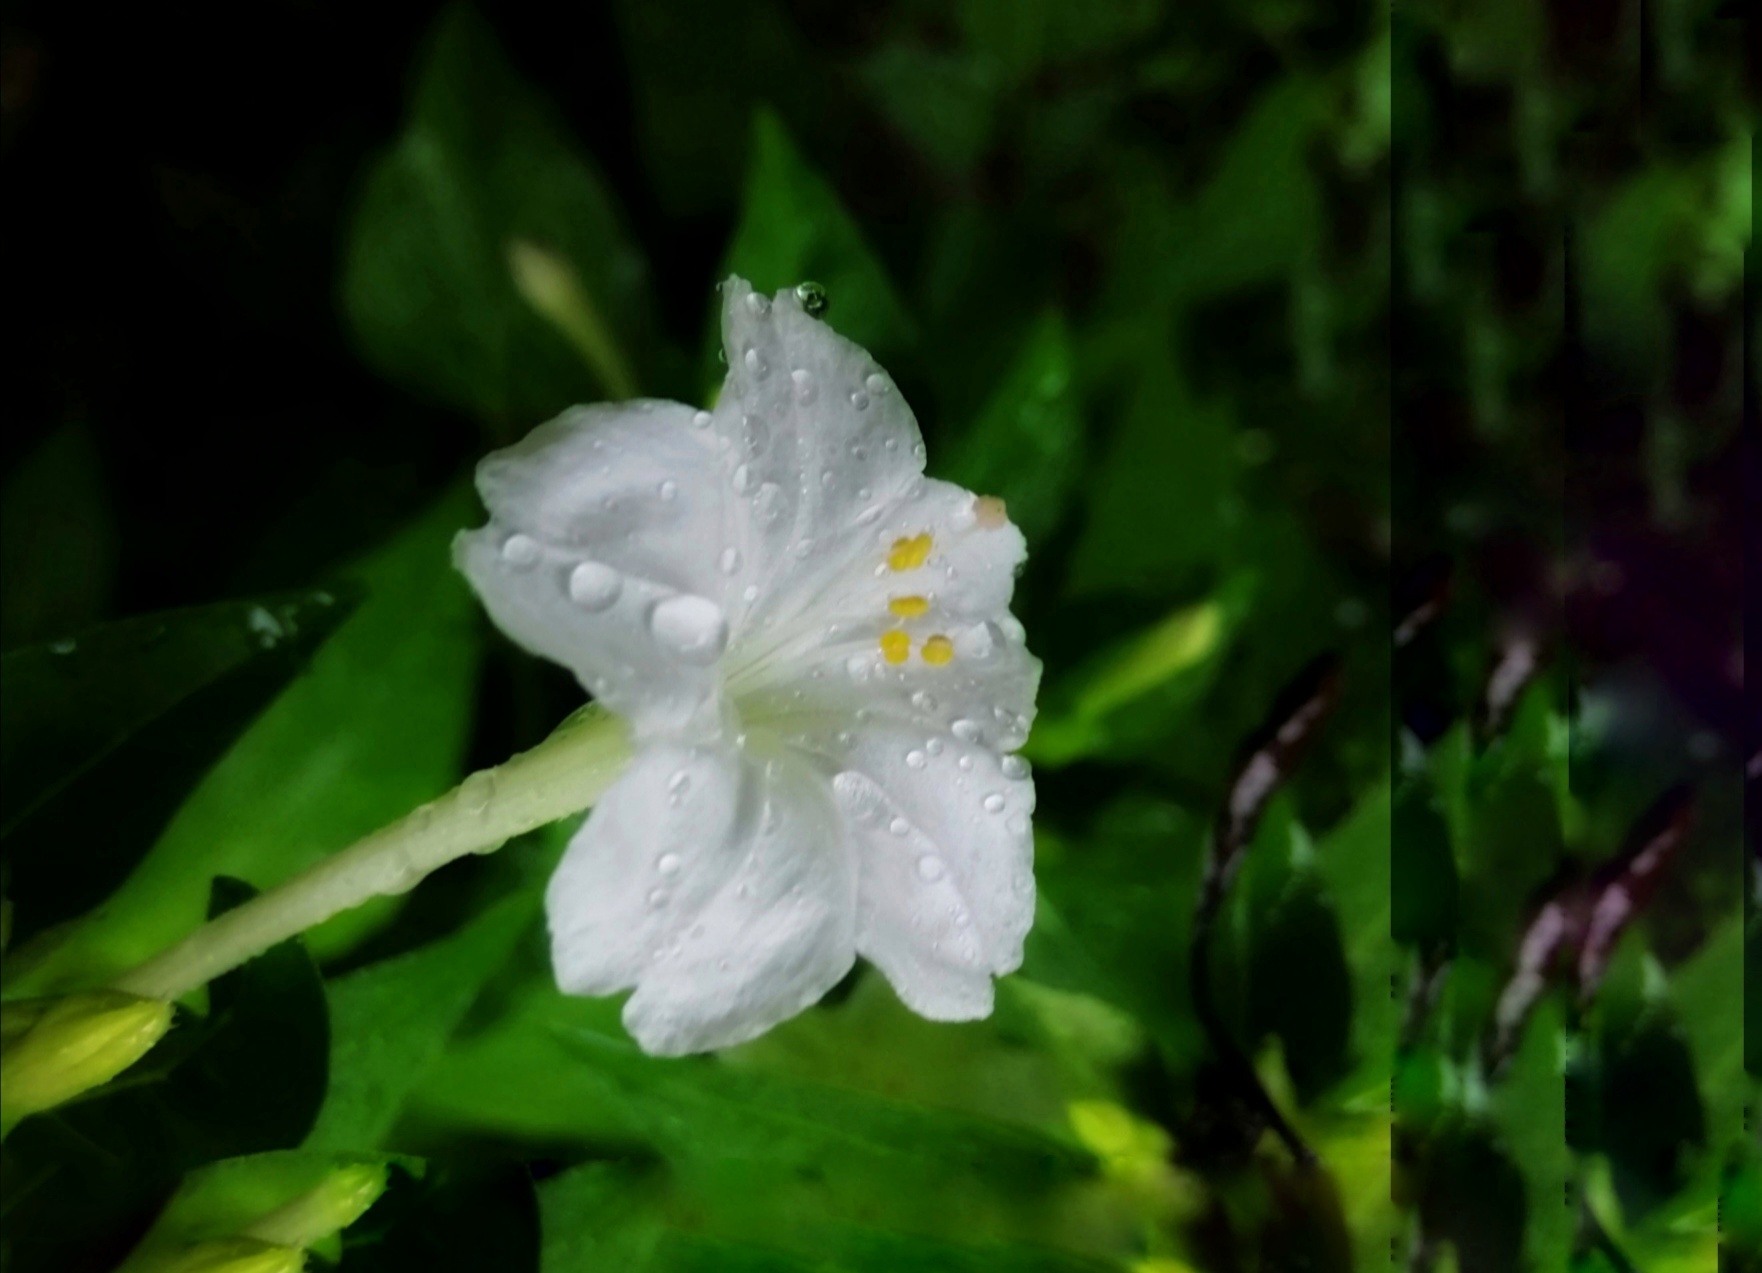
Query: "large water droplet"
691 409 713 429
657 852 682 876
951 719 982 743
744 347 768 378
983 793 1005 813
905 749 927 770
648 595 729 665
657 479 678 502
956 754 975 772
719 546 742 575
865 372 889 394
849 390 870 411
732 464 753 494
501 534 541 567
888 816 910 837
1001 755 1030 780
916 854 945 882
795 280 828 316
568 561 622 611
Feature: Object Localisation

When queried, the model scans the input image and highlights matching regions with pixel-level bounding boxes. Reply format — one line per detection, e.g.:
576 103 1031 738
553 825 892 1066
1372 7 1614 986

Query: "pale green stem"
110 706 631 1002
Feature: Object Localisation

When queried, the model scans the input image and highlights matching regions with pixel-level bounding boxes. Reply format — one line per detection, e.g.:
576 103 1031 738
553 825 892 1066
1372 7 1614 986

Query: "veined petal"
708 279 927 640
546 741 857 1055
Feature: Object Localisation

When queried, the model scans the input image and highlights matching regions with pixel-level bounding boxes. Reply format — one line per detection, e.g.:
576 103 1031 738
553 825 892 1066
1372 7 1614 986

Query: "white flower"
455 278 1040 1055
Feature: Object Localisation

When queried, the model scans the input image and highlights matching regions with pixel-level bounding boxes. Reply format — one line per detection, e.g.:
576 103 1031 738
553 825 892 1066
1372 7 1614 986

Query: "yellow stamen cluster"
921 634 954 665
888 594 930 617
879 629 911 664
887 533 933 571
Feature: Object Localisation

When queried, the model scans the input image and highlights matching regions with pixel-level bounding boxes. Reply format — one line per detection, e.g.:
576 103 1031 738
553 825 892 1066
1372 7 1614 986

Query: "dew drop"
849 390 870 411
745 291 770 316
916 855 945 882
905 749 927 770
983 793 1006 813
691 409 713 429
888 817 910 837
648 595 729 665
719 547 742 575
568 561 623 611
744 347 768 378
926 737 945 756
743 584 760 603
1001 755 1030 780
668 770 691 798
732 464 754 494
951 718 982 743
795 280 828 316
752 482 786 526
657 852 682 876
910 690 939 713
657 479 678 502
791 368 815 402
646 888 668 909
845 653 870 680
865 372 888 394
501 534 541 567
957 754 975 772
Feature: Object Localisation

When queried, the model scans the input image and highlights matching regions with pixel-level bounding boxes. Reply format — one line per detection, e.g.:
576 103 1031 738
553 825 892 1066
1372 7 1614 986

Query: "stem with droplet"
110 705 631 1002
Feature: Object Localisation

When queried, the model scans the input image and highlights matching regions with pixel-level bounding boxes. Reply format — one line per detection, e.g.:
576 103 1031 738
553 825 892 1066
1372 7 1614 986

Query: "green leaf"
343 3 653 426
1312 781 1397 1100
1487 998 1571 1273
956 0 1164 82
1 589 356 946
1667 912 1745 1159
306 885 539 1153
0 879 328 1273
940 311 1083 548
717 109 914 374
1392 776 1459 954
13 489 482 992
1025 576 1252 767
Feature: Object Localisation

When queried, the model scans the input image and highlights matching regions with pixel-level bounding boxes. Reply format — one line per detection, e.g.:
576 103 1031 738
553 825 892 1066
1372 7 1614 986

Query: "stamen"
888 533 933 571
879 630 911 664
921 634 954 665
888 595 930 617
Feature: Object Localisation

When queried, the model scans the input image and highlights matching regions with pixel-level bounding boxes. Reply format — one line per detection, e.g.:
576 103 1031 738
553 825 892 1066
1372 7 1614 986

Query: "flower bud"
143 1237 304 1273
242 1163 389 1249
1 991 173 1130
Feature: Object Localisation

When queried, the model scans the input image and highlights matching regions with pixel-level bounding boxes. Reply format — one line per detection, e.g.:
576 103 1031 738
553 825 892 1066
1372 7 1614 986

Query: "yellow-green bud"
140 1237 304 1273
1 991 173 1131
242 1163 389 1249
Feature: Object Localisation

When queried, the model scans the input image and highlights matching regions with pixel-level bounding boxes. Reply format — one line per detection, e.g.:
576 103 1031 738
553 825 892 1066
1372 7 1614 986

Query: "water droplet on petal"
745 291 770 316
865 372 889 394
1001 755 1030 780
910 690 938 713
692 410 713 429
501 534 541 567
983 793 1005 813
657 852 681 876
888 817 910 837
916 855 945 882
647 888 668 909
791 368 815 402
657 479 678 502
744 347 768 378
951 719 982 743
849 390 870 411
845 653 870 680
795 280 828 316
743 584 760 603
732 464 753 494
648 595 729 665
718 547 743 576
752 482 785 526
957 754 975 772
568 561 622 611
926 737 945 756
905 749 927 770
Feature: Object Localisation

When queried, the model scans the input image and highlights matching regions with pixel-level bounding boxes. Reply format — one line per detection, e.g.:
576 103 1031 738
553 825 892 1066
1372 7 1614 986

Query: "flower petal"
457 400 748 737
546 741 857 1055
708 279 928 639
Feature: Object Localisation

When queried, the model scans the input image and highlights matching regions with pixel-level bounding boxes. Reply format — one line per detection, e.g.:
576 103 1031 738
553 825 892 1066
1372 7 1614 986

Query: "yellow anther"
974 495 1009 529
887 533 933 571
888 595 930 618
879 630 911 663
921 634 954 665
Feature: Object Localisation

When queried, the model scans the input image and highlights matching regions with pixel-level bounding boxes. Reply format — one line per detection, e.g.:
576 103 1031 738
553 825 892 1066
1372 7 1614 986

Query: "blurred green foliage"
0 0 1750 1271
